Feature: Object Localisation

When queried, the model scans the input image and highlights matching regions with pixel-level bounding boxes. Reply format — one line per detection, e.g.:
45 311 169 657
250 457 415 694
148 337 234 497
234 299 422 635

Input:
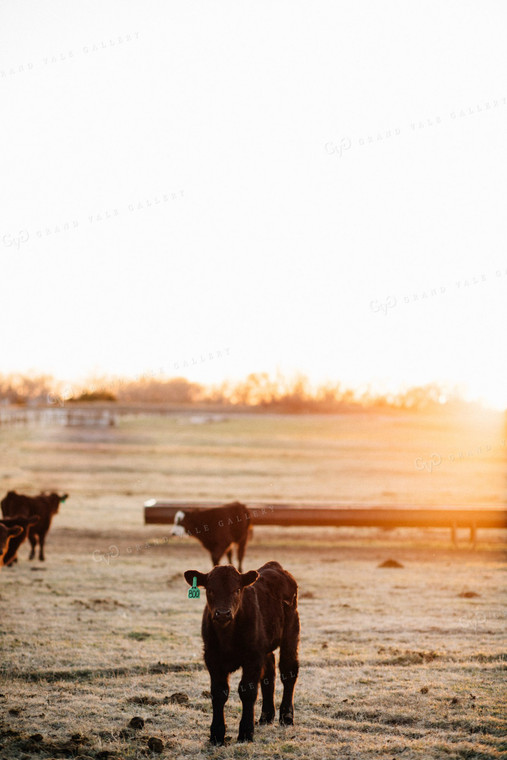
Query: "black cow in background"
184 561 300 745
1 491 68 561
0 523 23 567
172 501 252 571
0 515 40 565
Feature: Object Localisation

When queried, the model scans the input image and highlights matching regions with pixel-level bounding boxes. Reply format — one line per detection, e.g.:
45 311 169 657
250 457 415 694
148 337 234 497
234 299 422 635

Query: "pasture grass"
1 533 505 759
0 411 506 759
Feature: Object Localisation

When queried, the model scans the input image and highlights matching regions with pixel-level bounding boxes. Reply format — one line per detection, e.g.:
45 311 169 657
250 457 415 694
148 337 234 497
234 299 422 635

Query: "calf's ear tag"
188 577 200 599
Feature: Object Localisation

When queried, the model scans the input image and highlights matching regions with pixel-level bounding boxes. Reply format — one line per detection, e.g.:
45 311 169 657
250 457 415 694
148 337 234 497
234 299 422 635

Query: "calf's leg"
38 531 46 561
28 530 37 560
237 666 261 742
279 608 300 725
236 535 248 572
259 652 276 724
210 547 223 567
209 671 229 745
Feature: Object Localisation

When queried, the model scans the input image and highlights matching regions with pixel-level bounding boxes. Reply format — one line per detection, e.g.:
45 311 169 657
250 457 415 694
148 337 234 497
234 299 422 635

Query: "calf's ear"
184 570 208 587
241 570 259 587
9 526 23 537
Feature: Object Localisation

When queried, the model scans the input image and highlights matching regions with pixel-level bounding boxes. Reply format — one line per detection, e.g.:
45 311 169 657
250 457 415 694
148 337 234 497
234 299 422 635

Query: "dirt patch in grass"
378 558 404 568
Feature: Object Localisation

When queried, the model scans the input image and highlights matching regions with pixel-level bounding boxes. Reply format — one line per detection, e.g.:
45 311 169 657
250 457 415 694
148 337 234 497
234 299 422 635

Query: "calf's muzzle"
213 608 232 624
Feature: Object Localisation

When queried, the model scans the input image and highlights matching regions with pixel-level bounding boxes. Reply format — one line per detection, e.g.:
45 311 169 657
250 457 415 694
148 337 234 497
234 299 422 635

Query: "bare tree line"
0 372 480 414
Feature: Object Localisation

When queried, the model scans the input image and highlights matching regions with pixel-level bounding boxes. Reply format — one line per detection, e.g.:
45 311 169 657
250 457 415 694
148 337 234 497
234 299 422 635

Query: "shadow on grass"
2 661 204 682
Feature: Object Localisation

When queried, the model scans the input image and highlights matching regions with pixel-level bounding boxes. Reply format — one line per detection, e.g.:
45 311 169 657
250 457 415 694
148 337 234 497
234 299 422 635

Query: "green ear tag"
188 577 200 599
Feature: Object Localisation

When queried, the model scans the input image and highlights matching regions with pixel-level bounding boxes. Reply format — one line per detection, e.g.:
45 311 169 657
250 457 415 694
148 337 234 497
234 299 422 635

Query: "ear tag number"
188 577 200 599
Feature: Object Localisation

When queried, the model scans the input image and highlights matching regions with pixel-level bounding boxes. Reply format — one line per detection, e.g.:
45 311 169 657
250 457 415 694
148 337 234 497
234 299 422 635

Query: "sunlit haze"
1 2 506 409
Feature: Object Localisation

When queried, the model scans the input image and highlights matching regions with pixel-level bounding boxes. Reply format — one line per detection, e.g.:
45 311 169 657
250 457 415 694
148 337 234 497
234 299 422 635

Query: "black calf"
184 561 299 744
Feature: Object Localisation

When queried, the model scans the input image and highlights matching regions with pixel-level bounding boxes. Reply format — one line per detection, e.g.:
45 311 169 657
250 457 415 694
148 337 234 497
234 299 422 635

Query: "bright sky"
1 1 506 409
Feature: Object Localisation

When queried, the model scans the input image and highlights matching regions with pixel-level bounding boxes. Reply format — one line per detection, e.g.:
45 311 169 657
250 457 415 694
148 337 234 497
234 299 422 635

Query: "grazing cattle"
1 491 68 561
172 501 252 572
0 523 23 567
0 515 40 566
184 561 299 745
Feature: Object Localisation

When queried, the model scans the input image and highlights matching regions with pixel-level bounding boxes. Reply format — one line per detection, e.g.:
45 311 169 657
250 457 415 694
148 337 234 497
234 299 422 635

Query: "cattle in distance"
0 515 40 566
1 491 68 561
172 501 252 571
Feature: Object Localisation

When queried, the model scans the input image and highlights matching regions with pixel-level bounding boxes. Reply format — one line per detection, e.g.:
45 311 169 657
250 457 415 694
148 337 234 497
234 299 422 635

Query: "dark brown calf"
1 491 68 561
0 515 40 566
0 524 23 567
184 561 299 745
173 501 251 571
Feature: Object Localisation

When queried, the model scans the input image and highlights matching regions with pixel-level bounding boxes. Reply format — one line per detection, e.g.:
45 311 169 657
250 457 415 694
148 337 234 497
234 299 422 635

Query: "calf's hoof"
280 710 294 726
259 711 275 725
237 730 254 742
210 722 226 746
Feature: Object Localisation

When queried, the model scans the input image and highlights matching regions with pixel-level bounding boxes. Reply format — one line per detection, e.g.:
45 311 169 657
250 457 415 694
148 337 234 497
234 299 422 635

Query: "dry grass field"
0 410 506 759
